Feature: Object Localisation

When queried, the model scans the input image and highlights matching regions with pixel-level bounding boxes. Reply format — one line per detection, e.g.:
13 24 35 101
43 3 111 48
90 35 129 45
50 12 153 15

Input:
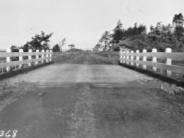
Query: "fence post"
35 49 39 65
19 49 23 69
41 49 45 63
49 50 52 62
126 51 130 65
136 50 140 67
119 48 122 63
142 49 147 69
130 50 134 66
28 49 32 67
122 51 125 64
165 48 172 76
152 48 157 72
46 50 49 63
6 48 11 72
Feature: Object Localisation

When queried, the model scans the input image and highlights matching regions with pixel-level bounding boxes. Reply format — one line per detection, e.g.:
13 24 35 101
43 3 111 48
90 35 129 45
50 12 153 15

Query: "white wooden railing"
0 48 53 74
119 48 184 81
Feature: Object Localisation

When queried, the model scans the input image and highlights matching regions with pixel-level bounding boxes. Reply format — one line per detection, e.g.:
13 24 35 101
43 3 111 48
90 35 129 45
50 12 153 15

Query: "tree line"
10 32 76 52
94 13 184 52
11 31 53 52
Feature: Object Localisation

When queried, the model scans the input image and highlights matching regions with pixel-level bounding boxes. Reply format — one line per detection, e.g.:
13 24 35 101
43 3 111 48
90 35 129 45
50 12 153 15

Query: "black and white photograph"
0 0 184 138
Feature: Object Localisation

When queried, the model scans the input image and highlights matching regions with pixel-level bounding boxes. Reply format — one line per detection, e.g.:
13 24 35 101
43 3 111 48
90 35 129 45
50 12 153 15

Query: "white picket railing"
0 48 53 74
119 47 184 81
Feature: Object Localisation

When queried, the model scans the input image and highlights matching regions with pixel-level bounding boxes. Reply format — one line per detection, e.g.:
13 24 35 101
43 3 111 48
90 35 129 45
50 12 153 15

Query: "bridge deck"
0 63 184 138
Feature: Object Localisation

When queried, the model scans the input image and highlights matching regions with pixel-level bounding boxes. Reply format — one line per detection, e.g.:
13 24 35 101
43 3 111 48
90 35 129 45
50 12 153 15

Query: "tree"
68 44 75 49
174 26 184 40
22 31 53 52
138 24 146 34
172 13 184 40
59 38 66 52
10 45 19 52
173 13 184 27
122 23 146 38
52 44 60 52
99 31 112 51
93 43 101 52
154 22 162 35
150 25 154 32
112 20 124 44
161 24 172 35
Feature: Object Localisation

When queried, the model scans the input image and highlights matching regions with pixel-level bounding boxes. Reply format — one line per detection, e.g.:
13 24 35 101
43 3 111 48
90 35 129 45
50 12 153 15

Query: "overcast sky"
0 0 184 50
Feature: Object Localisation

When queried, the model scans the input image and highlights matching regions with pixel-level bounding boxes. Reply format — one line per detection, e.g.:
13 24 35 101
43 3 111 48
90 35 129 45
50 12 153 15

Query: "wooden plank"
0 52 47 58
123 52 184 61
0 59 43 68
123 59 184 74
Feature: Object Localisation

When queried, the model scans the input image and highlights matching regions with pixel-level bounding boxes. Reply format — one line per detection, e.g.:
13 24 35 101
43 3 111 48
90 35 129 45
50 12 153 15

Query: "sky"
0 0 184 50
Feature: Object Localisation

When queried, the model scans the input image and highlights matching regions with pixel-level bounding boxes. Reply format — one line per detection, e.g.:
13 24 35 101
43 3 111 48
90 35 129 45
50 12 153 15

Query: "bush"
52 44 60 52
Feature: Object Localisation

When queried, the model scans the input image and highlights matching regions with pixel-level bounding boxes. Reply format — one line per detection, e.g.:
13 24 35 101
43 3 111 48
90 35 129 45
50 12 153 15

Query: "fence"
119 48 184 82
0 48 53 74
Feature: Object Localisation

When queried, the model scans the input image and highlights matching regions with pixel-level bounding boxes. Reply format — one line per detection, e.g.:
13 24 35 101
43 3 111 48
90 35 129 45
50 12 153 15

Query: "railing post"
46 50 49 63
136 50 140 67
165 48 172 76
122 51 125 64
41 49 45 63
28 49 32 67
152 48 157 72
6 48 11 72
49 50 53 62
142 49 147 69
19 49 23 69
130 50 134 66
119 48 122 63
35 49 39 65
126 51 130 65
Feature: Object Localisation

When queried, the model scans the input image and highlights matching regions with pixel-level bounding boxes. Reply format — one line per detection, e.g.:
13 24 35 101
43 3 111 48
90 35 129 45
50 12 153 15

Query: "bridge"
0 50 184 138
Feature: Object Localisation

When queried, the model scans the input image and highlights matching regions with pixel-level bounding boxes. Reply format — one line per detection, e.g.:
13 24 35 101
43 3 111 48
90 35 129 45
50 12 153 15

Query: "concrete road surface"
1 60 184 138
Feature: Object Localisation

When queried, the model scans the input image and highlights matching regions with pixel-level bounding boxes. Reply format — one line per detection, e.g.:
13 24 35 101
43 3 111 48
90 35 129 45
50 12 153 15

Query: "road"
0 52 184 138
